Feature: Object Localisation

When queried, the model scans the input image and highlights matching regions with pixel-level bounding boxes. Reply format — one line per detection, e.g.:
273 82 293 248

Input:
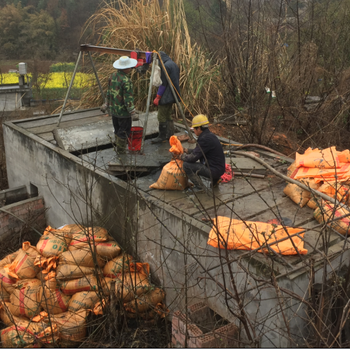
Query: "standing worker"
178 115 226 192
101 56 138 154
152 51 180 144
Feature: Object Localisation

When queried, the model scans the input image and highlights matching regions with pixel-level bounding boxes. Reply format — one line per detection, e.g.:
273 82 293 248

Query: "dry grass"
78 0 223 118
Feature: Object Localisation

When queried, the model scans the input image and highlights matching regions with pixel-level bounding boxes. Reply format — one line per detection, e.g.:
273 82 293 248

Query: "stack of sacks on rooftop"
0 224 167 347
284 147 350 235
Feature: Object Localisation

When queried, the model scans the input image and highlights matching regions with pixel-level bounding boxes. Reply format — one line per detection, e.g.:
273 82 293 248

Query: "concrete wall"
0 196 46 252
0 92 22 111
4 121 350 347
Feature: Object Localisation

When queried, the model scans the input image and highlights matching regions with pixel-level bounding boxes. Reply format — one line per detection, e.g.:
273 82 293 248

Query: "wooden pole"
140 52 157 154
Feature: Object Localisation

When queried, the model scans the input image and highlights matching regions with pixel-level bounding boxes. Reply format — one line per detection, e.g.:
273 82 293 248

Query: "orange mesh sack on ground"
314 201 350 235
207 216 307 255
150 136 188 190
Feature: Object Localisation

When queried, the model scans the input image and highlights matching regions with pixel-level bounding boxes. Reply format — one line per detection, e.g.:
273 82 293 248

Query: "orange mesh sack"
314 201 350 235
41 272 71 314
150 136 188 190
207 216 307 255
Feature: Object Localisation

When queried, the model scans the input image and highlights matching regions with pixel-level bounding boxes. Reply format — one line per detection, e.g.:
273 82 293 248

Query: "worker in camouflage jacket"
152 51 180 144
101 56 138 154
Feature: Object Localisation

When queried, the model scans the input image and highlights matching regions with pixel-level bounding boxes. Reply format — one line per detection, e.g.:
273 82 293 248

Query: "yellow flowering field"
0 72 93 88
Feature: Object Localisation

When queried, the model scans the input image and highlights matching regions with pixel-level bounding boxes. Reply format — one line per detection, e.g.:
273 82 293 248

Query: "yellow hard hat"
192 114 209 128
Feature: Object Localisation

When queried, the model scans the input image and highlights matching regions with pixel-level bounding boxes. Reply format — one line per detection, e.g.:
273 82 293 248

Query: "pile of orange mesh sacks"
0 224 166 347
284 147 350 235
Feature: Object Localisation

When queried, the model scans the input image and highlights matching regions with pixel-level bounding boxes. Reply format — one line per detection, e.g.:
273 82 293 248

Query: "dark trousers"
183 162 219 188
112 116 131 140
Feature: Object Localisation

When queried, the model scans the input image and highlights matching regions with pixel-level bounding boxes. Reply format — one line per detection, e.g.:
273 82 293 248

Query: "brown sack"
9 283 43 318
0 302 29 327
59 275 112 296
0 268 17 294
68 291 101 313
0 287 10 302
68 227 109 251
57 224 85 236
46 309 88 345
15 278 42 290
56 264 95 280
0 250 20 268
95 241 121 260
283 183 310 207
41 272 71 314
103 254 133 278
36 229 70 257
314 201 350 235
1 321 57 348
115 272 151 302
6 242 40 280
59 249 105 268
150 160 188 190
124 288 165 314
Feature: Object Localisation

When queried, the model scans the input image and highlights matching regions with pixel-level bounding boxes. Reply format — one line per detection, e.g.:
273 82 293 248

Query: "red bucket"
128 126 143 151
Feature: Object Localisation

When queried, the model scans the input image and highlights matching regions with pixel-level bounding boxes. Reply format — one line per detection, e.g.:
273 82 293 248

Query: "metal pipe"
140 52 157 154
80 44 151 60
56 51 82 128
88 51 105 101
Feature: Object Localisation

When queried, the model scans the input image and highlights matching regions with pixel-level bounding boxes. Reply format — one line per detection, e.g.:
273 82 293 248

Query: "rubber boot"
115 135 126 154
166 119 175 139
151 122 167 144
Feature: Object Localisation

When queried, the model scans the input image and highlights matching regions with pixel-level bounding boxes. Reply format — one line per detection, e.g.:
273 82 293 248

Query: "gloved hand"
153 94 162 106
100 103 108 113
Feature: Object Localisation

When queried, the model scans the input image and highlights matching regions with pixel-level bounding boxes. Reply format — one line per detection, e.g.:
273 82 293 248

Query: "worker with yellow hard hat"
179 114 226 192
